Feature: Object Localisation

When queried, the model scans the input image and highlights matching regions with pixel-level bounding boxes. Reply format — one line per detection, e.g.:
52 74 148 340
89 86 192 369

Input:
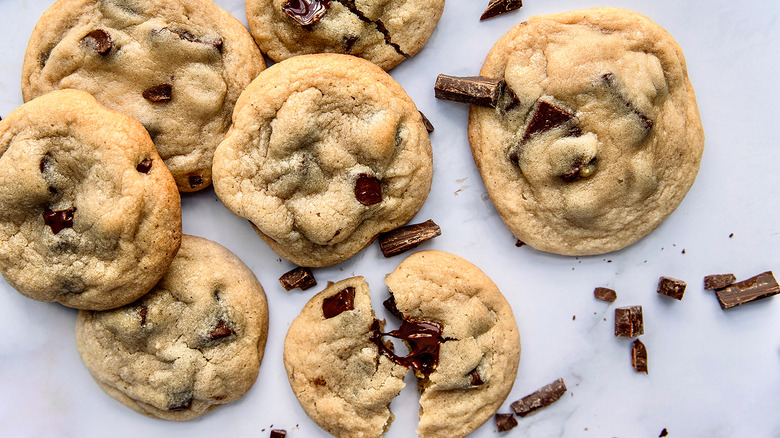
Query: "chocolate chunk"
136 159 153 174
560 157 595 183
469 369 484 386
511 378 567 417
514 239 525 247
715 271 779 309
138 306 148 326
631 339 648 373
522 101 575 142
270 430 287 438
322 287 356 318
377 219 441 257
209 320 234 340
419 111 434 133
371 318 444 375
82 29 113 55
495 413 518 432
142 83 172 103
279 267 317 291
480 0 523 21
170 28 223 51
43 207 76 234
703 273 736 290
354 173 382 205
594 287 617 302
188 174 204 188
282 0 331 27
659 428 669 437
614 306 643 337
382 294 403 319
434 74 505 109
657 276 686 300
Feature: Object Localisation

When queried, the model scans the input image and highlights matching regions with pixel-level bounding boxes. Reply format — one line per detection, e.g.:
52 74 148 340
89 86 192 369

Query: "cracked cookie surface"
246 0 445 70
75 235 269 421
212 54 433 267
468 8 704 255
0 89 181 310
21 0 265 192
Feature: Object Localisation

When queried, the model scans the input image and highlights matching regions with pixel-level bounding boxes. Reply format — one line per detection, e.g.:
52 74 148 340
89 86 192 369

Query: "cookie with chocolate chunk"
468 8 704 255
76 235 269 421
22 0 265 192
212 54 433 267
246 0 445 70
0 89 181 310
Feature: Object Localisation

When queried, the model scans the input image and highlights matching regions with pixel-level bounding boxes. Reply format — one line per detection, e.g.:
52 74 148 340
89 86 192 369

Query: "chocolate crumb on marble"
377 219 441 257
480 0 523 21
495 413 518 432
659 428 669 437
631 339 648 373
279 266 317 291
715 271 779 309
511 378 567 417
657 276 686 300
703 274 736 290
614 306 643 337
270 429 287 438
419 111 434 133
594 287 617 302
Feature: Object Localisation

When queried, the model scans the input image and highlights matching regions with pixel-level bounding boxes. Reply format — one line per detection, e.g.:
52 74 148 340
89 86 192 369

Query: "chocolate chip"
522 101 575 142
511 378 567 417
370 318 444 376
480 0 523 21
495 413 518 432
282 0 331 27
170 28 223 51
82 29 113 55
614 306 643 337
354 173 382 205
279 266 317 291
703 273 736 290
270 430 287 438
631 339 648 373
657 276 686 300
469 369 484 386
43 207 76 234
560 157 595 183
138 306 148 326
377 220 441 258
419 111 434 133
142 83 172 103
594 287 617 302
188 174 204 188
434 74 505 109
715 271 779 309
209 320 234 340
659 428 669 437
382 294 403 319
136 159 153 174
515 239 525 247
322 287 356 319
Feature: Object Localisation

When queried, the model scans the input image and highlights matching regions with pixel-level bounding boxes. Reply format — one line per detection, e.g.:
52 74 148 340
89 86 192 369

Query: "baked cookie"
22 0 265 192
283 277 407 437
0 89 181 310
284 251 521 437
212 54 433 267
468 8 704 255
246 0 445 70
75 235 269 421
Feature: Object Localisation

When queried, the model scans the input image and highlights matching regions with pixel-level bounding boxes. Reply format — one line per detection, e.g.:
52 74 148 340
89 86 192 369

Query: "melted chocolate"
322 287 356 318
370 318 444 376
82 29 113 55
43 207 76 234
282 0 331 27
209 320 234 340
136 159 153 174
354 173 382 205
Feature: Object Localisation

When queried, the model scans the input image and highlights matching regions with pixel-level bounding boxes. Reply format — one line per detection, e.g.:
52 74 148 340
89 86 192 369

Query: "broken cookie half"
283 250 521 437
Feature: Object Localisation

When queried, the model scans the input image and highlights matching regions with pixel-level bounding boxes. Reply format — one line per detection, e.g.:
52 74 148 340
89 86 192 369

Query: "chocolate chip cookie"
468 8 705 255
246 0 445 70
212 54 433 267
22 0 265 191
75 235 269 421
0 89 181 310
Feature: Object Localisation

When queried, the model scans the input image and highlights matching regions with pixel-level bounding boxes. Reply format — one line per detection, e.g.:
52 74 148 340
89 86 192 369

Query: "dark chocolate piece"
188 174 204 188
469 369 484 386
522 101 574 142
510 378 567 417
434 74 505 109
419 111 434 133
514 239 525 247
378 219 441 257
382 294 403 319
560 157 595 183
657 276 686 300
136 159 153 174
138 306 148 326
170 28 223 50
82 29 113 55
495 413 518 432
370 318 444 376
142 83 172 102
659 428 669 437
480 0 523 21
703 273 736 290
614 306 643 337
322 287 356 318
43 207 76 234
279 267 317 291
282 0 331 27
270 430 287 438
355 173 382 205
594 287 617 302
715 271 779 309
631 339 648 373
210 320 234 340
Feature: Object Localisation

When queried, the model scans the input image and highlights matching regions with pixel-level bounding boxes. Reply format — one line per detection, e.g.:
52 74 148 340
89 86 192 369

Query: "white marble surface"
1 0 779 437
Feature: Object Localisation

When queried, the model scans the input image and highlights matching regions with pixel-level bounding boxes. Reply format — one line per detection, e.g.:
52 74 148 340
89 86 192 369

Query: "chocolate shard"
715 271 779 309
210 320 234 340
188 174 204 188
371 318 444 375
631 339 648 373
282 0 331 27
419 111 434 133
378 219 441 257
136 159 153 174
522 100 574 142
659 428 669 437
82 29 113 55
142 83 172 103
657 276 687 300
495 413 518 432
43 207 76 234
434 74 505 109
614 305 643 337
279 266 317 291
480 0 523 21
594 287 617 302
355 173 382 205
170 28 223 50
270 430 287 438
704 273 736 290
511 378 567 417
322 287 356 319
514 239 525 248
382 294 403 319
